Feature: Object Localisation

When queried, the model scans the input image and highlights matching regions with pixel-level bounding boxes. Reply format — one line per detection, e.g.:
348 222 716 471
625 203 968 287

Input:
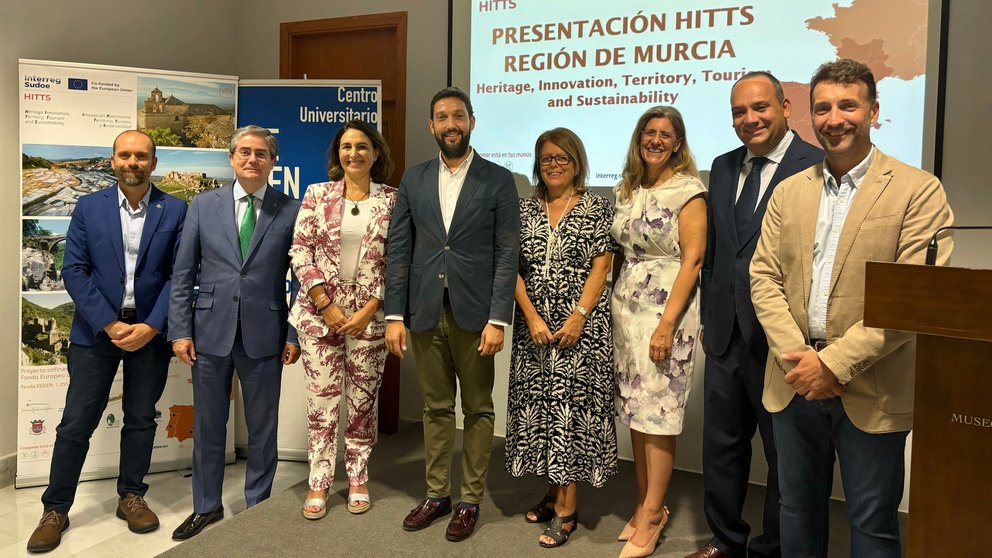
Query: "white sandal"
302 496 327 520
346 492 371 514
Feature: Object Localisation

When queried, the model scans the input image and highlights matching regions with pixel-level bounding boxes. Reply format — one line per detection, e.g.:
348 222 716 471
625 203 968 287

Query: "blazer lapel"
134 186 165 272
742 133 815 246
448 157 485 234
358 182 386 267
244 186 282 268
828 153 892 296
724 149 747 249
799 166 822 315
423 158 445 234
327 181 345 275
102 187 126 274
215 185 242 262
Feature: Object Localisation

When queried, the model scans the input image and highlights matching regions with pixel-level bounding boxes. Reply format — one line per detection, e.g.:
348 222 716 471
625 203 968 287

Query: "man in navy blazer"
168 126 300 540
386 87 519 541
692 73 822 558
28 131 187 553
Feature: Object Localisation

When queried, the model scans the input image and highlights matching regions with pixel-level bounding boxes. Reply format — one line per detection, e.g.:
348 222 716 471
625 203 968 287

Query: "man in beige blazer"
750 59 953 558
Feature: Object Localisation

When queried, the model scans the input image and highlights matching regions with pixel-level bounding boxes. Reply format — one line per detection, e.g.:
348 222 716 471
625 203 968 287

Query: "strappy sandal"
347 492 372 514
302 494 327 520
539 512 578 548
525 493 556 524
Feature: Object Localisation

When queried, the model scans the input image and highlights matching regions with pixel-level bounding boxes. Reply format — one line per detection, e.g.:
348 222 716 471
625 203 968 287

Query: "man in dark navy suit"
690 72 822 558
28 130 187 553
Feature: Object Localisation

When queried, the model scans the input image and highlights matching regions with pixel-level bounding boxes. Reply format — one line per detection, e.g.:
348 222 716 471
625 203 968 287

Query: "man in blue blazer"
28 131 187 553
168 126 300 540
386 87 519 542
692 73 822 558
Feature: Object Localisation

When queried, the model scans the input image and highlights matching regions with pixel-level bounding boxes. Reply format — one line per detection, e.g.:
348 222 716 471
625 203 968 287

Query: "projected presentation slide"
470 1 931 185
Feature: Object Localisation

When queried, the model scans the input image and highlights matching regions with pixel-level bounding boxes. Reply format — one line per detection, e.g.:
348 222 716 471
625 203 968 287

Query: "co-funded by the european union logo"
68 78 88 91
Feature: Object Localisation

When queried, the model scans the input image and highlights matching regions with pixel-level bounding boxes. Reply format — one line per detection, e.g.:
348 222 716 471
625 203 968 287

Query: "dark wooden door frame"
279 11 407 183
279 12 407 434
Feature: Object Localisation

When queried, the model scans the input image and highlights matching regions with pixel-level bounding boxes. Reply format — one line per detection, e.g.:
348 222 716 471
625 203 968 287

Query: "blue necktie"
735 156 768 241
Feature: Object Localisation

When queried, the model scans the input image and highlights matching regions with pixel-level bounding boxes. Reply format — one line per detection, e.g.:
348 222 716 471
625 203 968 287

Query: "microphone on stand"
925 226 992 265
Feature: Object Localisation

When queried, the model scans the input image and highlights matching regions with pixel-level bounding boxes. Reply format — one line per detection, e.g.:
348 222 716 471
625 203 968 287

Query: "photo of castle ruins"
21 293 73 366
136 76 236 149
153 148 232 202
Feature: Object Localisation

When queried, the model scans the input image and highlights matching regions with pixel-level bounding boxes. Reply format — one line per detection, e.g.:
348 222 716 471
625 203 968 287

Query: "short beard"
435 129 471 160
117 170 145 187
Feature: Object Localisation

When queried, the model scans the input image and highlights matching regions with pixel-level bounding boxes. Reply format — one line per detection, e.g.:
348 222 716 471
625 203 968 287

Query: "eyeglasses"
538 154 572 166
640 129 677 142
233 148 271 161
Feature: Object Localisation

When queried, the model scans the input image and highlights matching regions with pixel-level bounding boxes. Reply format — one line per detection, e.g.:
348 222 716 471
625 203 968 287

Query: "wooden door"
280 12 407 186
281 12 407 434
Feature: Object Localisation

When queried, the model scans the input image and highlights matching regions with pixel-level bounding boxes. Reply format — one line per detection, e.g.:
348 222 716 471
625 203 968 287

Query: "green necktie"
239 193 256 258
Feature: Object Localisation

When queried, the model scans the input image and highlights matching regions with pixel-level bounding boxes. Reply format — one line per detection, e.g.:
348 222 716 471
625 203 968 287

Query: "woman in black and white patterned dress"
505 127 618 548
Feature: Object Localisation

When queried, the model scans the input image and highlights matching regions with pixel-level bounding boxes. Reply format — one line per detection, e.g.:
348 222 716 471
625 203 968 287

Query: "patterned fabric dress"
505 193 618 487
611 173 707 435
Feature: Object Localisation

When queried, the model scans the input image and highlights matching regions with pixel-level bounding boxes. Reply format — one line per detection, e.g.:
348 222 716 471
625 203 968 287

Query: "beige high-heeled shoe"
617 521 635 542
618 506 669 558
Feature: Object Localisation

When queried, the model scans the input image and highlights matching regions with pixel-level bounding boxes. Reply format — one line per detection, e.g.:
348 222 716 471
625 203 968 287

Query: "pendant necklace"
345 187 369 215
542 188 576 277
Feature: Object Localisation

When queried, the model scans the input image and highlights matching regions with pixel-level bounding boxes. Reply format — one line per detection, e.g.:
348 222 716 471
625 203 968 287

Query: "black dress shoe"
172 507 224 541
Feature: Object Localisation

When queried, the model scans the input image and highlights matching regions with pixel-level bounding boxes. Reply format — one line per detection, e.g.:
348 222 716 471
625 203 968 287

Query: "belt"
118 308 137 322
809 338 829 352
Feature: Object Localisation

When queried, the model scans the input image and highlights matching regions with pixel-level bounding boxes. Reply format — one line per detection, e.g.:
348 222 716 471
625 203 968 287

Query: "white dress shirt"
735 130 796 208
233 180 265 230
807 146 876 339
117 186 152 310
439 149 475 233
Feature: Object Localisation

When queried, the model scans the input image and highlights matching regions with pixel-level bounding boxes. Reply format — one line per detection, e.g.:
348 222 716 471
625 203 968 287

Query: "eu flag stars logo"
68 78 88 91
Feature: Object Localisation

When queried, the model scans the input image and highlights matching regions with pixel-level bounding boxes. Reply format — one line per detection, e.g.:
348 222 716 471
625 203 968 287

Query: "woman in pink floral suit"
289 120 398 520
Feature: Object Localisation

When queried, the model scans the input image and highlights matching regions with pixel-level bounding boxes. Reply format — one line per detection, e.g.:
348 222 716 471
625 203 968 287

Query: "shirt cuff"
385 315 404 322
488 319 508 327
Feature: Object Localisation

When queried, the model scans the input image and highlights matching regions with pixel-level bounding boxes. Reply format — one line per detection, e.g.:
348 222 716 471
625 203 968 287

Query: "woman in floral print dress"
611 106 707 558
289 120 397 519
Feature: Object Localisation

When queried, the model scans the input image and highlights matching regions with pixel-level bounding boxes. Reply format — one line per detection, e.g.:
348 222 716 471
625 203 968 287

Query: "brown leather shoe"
445 504 479 542
26 510 69 553
684 543 744 558
116 493 160 533
403 497 452 531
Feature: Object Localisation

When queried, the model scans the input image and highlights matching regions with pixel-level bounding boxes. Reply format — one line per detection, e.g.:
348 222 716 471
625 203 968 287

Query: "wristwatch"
574 305 589 318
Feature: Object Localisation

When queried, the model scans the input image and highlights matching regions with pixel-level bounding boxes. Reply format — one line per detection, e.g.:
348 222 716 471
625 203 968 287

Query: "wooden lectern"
864 262 992 557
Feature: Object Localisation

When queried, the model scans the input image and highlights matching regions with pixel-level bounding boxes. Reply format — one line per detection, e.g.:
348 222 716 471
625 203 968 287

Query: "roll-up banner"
17 59 238 487
237 80 382 459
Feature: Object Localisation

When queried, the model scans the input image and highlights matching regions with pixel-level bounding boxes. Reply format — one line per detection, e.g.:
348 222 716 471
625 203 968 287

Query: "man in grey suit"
386 87 519 542
168 125 301 540
691 72 822 558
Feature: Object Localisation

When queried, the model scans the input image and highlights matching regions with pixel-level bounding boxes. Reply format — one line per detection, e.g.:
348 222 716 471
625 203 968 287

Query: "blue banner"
237 81 381 200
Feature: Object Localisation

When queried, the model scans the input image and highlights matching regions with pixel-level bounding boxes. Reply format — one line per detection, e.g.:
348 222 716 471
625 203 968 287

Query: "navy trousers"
42 335 171 514
702 321 780 558
190 331 282 514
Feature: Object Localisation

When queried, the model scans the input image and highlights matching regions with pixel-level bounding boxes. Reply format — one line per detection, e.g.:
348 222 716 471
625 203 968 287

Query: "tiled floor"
0 460 310 557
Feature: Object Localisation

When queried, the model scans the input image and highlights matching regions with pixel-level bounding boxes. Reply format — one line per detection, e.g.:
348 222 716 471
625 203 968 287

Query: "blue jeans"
772 395 907 558
42 335 171 513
